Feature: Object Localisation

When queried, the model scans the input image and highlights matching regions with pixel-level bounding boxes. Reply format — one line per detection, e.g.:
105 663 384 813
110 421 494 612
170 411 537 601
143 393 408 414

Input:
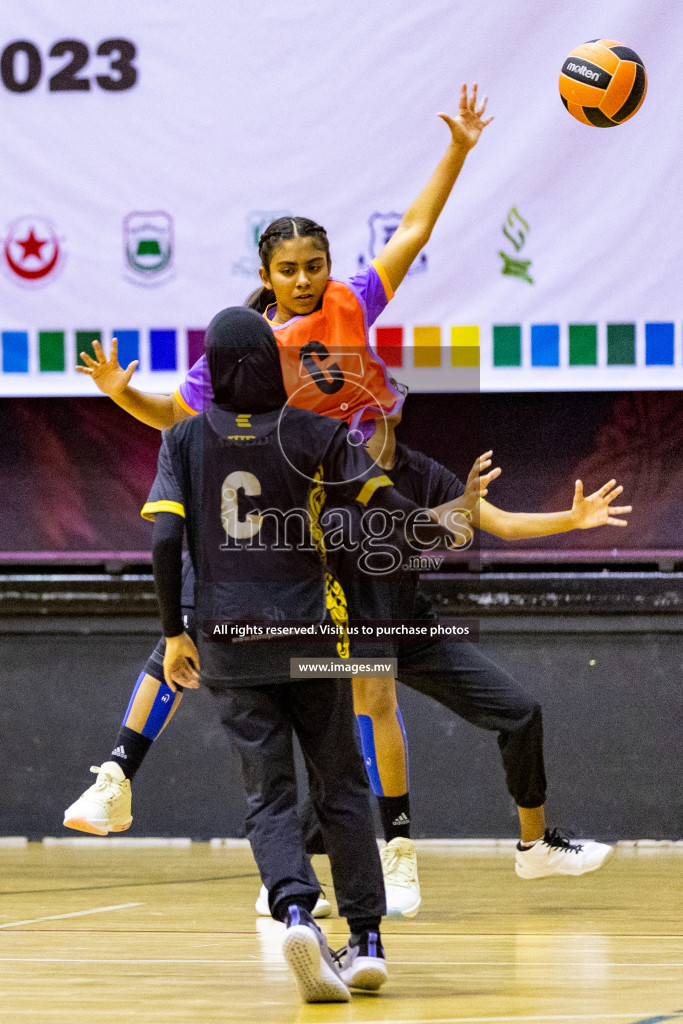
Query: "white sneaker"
282 906 350 1003
63 762 132 836
515 828 615 879
254 884 332 919
380 837 421 919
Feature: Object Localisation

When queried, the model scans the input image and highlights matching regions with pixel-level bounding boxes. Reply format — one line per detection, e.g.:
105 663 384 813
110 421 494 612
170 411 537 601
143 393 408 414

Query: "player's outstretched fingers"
596 478 617 497
472 450 493 472
480 466 501 494
90 340 107 363
122 360 139 382
603 484 624 503
606 504 632 526
78 351 98 369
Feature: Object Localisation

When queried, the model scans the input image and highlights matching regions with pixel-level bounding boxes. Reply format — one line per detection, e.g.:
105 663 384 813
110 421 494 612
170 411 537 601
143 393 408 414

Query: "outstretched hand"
163 632 200 690
438 83 494 151
433 451 500 542
76 337 139 396
572 479 632 529
463 450 501 511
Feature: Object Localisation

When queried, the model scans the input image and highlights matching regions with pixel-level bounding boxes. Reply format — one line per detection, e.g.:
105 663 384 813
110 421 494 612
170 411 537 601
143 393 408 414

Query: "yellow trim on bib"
141 500 186 522
355 474 394 506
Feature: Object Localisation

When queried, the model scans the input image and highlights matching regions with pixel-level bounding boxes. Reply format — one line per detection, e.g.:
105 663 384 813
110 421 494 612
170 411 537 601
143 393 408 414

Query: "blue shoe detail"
286 905 301 927
338 931 387 992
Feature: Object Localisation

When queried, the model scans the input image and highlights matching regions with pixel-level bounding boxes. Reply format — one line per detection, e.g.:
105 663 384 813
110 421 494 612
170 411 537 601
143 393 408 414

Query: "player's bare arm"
477 478 631 540
378 83 493 291
76 337 190 430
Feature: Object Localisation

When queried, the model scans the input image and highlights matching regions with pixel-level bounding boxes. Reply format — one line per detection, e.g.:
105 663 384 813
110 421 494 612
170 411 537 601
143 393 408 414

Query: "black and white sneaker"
515 828 615 879
282 906 350 1003
338 931 388 991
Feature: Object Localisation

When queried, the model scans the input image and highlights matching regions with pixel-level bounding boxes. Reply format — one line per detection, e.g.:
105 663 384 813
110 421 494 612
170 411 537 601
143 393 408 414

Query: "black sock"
272 896 318 924
110 726 152 780
378 793 411 842
348 917 382 938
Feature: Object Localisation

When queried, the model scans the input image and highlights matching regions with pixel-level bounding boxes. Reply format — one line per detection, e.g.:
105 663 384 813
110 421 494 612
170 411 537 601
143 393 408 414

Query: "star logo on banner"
17 228 48 261
2 216 64 287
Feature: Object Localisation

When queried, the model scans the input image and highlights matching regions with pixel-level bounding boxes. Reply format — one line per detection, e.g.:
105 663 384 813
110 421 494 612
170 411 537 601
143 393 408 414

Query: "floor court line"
0 871 260 897
282 1017 682 1024
0 957 680 969
3 927 678 939
313 1017 683 1024
0 1000 668 1024
0 902 144 929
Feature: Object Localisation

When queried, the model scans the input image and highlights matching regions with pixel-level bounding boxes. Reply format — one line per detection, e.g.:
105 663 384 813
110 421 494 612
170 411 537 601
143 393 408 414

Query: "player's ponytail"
244 285 275 312
242 216 330 311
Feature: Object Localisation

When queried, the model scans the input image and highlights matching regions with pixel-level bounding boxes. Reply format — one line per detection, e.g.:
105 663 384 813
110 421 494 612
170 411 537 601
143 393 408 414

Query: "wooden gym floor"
1 841 682 1024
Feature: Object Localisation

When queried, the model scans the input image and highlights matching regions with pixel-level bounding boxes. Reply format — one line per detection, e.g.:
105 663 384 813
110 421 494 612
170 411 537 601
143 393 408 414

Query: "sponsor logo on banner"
358 213 427 275
123 211 175 286
498 206 533 284
1 215 64 287
232 210 290 275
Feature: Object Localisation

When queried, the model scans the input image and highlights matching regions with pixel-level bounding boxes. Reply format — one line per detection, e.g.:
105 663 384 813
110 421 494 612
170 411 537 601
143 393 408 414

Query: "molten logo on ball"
566 62 600 81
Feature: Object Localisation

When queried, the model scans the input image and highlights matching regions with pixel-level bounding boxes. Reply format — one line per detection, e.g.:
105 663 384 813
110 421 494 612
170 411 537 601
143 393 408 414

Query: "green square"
76 330 102 366
569 324 597 366
607 323 635 365
493 324 521 367
38 331 65 372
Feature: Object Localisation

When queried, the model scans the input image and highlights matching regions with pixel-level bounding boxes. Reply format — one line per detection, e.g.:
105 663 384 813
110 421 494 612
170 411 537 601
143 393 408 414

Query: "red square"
375 326 403 367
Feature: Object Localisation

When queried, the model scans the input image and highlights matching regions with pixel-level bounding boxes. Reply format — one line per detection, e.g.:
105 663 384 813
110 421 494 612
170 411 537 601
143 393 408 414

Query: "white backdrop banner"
2 0 681 395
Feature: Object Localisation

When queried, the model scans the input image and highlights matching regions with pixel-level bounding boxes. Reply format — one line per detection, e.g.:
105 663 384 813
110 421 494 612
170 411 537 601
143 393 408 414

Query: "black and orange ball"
559 39 647 127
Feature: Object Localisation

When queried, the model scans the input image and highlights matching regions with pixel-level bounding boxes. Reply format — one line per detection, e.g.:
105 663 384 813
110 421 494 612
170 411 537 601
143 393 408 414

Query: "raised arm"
378 83 493 291
477 479 631 540
340 443 500 550
77 338 190 430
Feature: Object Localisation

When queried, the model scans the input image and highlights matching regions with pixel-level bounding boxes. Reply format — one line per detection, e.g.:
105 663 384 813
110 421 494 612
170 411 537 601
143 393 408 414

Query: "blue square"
114 330 140 369
150 329 177 371
2 331 29 372
645 322 674 365
531 324 559 367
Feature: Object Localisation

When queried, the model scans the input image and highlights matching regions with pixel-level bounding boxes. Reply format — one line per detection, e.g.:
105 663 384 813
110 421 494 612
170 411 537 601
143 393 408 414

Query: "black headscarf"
206 306 287 412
